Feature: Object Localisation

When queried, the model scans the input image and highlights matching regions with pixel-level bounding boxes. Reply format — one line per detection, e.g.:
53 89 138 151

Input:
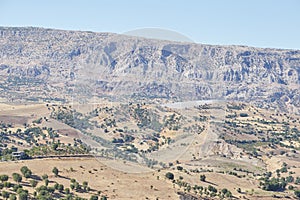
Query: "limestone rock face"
0 27 299 113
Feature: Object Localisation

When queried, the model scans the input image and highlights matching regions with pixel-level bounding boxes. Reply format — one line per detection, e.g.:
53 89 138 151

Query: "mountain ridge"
0 26 299 114
2 26 300 50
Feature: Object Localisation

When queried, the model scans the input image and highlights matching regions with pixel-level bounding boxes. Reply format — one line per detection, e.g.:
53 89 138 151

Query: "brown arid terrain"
0 27 300 200
0 101 300 199
0 157 178 200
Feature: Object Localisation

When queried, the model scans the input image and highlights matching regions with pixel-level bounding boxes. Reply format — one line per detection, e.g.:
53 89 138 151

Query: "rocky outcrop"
0 27 299 113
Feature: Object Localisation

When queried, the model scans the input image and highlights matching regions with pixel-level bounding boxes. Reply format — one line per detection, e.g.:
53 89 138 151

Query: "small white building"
12 151 25 160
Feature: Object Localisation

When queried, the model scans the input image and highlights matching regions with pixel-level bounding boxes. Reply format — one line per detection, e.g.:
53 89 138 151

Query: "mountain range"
0 27 299 114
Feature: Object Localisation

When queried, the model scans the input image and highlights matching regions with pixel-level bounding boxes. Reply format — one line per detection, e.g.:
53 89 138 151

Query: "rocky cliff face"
0 27 299 114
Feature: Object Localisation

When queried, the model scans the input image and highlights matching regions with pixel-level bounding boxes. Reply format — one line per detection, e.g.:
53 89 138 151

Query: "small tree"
66 194 73 200
64 188 70 194
70 178 76 183
18 191 28 200
24 171 31 179
200 175 206 182
48 186 55 194
54 183 59 190
90 195 98 200
30 180 38 188
286 176 294 183
221 188 228 194
58 184 64 193
74 182 80 191
20 166 32 178
2 191 10 199
3 181 12 188
165 172 174 180
100 196 107 200
13 184 21 192
52 167 59 177
225 191 232 198
83 181 88 191
208 185 217 193
45 179 49 186
52 143 59 151
16 188 24 194
42 174 48 181
12 173 22 184
9 194 16 200
295 190 300 198
0 175 9 182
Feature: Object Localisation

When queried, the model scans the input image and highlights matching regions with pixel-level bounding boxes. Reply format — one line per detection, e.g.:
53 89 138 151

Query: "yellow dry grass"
0 157 179 199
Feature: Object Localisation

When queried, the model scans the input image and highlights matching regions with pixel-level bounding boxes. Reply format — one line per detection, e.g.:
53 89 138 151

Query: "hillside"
1 101 300 199
0 27 299 114
1 27 300 199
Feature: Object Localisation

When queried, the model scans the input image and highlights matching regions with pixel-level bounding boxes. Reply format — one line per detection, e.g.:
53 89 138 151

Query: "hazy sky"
0 0 299 49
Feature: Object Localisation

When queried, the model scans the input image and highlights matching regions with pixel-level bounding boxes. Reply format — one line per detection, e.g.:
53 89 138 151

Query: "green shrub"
0 175 9 182
295 190 300 198
200 175 206 182
239 113 249 117
165 172 174 180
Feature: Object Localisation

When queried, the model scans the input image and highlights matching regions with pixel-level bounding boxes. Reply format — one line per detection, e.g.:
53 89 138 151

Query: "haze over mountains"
0 27 299 114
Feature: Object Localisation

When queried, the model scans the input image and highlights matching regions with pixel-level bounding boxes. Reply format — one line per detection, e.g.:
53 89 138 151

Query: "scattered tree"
64 188 70 194
74 182 80 191
208 185 217 193
54 183 59 190
100 196 107 200
225 191 232 197
9 194 16 200
295 190 300 198
12 173 22 184
42 174 48 180
20 166 32 178
2 191 10 199
83 181 88 191
52 167 59 177
90 195 98 200
18 191 28 200
58 184 64 193
45 179 49 186
52 143 59 151
3 181 12 188
0 174 9 182
221 188 228 194
200 175 206 182
70 178 76 183
30 180 38 188
165 172 174 180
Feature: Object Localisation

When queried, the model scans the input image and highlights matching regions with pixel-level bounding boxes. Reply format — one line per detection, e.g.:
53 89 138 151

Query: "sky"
0 0 300 49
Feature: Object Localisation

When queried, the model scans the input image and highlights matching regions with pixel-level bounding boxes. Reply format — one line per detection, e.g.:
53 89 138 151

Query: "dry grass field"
1 101 300 199
0 157 179 199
